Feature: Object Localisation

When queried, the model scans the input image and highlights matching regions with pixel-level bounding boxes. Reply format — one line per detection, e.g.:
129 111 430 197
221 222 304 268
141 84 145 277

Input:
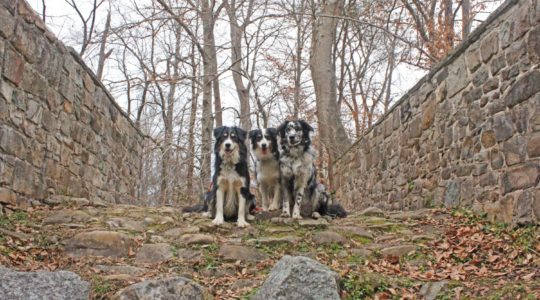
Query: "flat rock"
0 228 32 241
298 218 328 227
270 217 294 224
219 245 268 262
43 210 90 225
163 227 200 237
253 255 340 300
389 210 429 221
178 233 215 245
250 235 301 246
65 231 135 258
95 265 148 276
106 218 145 232
176 249 202 261
380 244 417 257
113 277 212 300
420 280 448 300
360 207 385 217
350 248 372 257
0 267 89 300
135 243 173 263
266 226 295 234
312 231 346 245
332 226 374 239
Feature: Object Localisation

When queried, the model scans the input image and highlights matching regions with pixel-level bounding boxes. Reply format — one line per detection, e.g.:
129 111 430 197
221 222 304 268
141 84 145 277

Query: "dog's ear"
235 127 247 142
267 128 277 137
248 129 258 141
276 121 288 138
299 120 314 133
213 126 226 139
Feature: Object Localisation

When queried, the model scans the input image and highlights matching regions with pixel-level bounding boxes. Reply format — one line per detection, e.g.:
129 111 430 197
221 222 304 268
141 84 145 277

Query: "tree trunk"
462 0 471 40
225 0 251 130
96 10 112 80
310 0 351 187
186 42 199 199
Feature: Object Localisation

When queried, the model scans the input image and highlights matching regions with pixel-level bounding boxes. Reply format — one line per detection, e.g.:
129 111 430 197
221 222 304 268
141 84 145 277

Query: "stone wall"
334 0 540 224
0 0 147 209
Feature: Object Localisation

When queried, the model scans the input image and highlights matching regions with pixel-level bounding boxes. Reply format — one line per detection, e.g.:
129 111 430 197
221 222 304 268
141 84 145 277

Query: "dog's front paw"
292 211 302 220
268 202 279 211
237 219 250 228
247 214 255 221
202 211 212 218
212 216 224 226
280 211 291 218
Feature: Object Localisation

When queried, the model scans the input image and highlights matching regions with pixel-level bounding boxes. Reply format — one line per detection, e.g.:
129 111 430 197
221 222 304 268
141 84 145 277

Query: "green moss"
341 272 390 299
91 276 113 299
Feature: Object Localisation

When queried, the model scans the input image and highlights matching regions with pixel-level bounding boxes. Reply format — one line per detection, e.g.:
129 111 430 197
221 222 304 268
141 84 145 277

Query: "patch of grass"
351 235 373 245
296 242 311 253
341 273 389 299
512 225 538 252
347 254 365 265
91 276 113 299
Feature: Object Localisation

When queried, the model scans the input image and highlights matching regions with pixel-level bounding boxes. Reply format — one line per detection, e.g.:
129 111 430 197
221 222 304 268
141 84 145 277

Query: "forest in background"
32 0 503 205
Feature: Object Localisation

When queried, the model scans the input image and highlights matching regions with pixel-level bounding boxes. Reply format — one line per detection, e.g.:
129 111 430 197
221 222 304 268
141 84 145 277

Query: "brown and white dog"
249 128 280 211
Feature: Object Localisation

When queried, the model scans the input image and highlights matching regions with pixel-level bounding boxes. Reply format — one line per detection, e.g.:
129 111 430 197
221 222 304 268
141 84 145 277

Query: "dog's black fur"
249 128 281 211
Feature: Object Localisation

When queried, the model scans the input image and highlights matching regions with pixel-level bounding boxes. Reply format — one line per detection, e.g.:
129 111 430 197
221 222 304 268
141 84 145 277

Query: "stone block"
528 25 540 64
444 180 460 207
493 112 513 142
0 126 26 157
0 6 15 39
527 134 540 158
490 54 506 75
472 65 489 87
504 71 540 108
409 116 422 139
3 47 25 86
534 189 540 220
480 31 499 62
447 56 468 97
502 164 540 194
502 136 526 166
465 47 481 72
12 160 35 196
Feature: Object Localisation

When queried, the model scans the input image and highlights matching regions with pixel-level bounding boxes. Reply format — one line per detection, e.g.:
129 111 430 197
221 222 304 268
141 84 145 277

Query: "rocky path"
0 198 539 299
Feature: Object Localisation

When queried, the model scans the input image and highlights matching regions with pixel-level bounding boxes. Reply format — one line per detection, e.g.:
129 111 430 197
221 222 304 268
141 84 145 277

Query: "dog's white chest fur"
280 147 315 179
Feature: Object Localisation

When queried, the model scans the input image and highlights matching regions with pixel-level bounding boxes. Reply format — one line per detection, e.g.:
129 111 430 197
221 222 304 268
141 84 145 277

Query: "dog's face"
277 120 314 147
249 128 277 159
214 126 247 160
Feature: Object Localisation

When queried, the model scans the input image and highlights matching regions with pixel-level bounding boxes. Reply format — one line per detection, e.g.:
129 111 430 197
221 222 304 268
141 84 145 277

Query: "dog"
277 120 319 219
249 128 281 211
206 126 255 227
278 120 347 220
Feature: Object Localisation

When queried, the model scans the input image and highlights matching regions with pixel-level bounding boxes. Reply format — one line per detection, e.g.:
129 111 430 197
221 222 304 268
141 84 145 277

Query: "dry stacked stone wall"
0 0 146 209
334 0 540 224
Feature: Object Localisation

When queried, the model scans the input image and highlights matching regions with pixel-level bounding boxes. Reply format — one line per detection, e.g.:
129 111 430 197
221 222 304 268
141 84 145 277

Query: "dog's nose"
288 136 295 142
225 143 231 149
261 143 267 149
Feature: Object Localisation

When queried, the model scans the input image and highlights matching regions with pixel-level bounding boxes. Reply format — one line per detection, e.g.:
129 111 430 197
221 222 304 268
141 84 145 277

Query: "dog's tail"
325 203 348 218
181 202 208 213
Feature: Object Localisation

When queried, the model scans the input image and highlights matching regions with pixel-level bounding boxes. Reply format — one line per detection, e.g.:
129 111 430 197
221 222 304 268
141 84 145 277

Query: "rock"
219 245 268 262
0 228 32 241
266 226 295 234
163 226 200 237
504 71 540 107
135 243 173 264
90 198 108 207
350 248 372 257
444 180 461 208
332 226 374 239
43 210 90 225
231 278 258 290
178 233 215 245
359 207 385 217
270 217 294 224
493 112 513 142
380 244 416 257
389 210 428 221
253 255 340 300
480 31 498 62
420 281 448 300
297 218 328 227
0 267 89 300
176 249 202 262
250 235 301 246
65 231 135 258
95 265 148 276
113 277 212 300
106 218 145 232
502 165 540 194
527 134 540 158
312 231 346 245
0 187 17 206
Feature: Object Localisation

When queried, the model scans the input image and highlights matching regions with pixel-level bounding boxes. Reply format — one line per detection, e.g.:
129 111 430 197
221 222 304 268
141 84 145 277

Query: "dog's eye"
224 133 228 137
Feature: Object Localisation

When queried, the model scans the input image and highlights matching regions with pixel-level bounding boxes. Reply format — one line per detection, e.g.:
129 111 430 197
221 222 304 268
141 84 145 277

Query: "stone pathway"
0 198 538 299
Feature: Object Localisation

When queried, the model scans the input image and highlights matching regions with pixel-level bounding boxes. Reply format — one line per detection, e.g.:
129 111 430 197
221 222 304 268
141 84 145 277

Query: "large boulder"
0 267 89 300
253 255 340 300
113 277 212 300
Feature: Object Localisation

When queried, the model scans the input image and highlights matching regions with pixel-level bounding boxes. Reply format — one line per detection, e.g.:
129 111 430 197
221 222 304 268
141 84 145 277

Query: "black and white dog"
249 128 281 211
278 120 347 219
277 120 319 219
207 126 255 227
